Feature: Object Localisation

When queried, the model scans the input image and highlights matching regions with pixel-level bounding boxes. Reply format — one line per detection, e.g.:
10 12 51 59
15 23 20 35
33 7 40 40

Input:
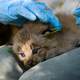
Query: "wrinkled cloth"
19 48 80 80
0 45 23 80
73 7 80 26
0 0 62 31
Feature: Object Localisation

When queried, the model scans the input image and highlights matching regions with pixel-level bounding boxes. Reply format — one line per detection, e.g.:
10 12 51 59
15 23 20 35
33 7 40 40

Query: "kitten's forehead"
24 21 48 27
23 21 49 34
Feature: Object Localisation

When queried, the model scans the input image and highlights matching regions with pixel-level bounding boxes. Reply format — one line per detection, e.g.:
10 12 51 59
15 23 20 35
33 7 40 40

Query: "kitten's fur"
11 10 80 70
12 22 49 66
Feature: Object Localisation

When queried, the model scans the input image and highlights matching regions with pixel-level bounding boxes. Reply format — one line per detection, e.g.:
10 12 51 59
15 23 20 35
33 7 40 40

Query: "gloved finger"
10 16 27 26
25 2 49 22
0 13 17 24
75 16 80 25
18 6 37 21
72 8 80 26
73 7 80 16
26 2 62 31
48 14 62 31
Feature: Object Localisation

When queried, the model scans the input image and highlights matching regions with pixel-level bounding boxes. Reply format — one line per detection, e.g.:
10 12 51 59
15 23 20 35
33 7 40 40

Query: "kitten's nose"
18 52 26 61
19 52 25 57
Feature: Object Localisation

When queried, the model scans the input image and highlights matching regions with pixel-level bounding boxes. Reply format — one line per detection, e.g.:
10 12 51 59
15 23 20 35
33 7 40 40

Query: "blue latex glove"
0 0 62 31
73 7 80 26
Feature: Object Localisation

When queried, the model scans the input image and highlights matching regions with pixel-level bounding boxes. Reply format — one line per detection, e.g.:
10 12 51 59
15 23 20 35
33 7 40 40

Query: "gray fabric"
19 48 80 80
0 46 23 80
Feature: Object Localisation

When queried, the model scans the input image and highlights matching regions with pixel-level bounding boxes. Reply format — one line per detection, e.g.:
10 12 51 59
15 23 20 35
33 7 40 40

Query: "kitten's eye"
32 47 40 54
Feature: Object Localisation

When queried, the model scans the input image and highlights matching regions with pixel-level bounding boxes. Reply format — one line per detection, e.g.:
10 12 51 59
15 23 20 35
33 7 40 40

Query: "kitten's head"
12 22 48 65
12 27 33 64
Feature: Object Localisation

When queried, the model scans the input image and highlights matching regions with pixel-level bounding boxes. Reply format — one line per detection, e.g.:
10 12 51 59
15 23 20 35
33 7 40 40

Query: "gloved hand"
73 7 80 26
0 0 62 31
